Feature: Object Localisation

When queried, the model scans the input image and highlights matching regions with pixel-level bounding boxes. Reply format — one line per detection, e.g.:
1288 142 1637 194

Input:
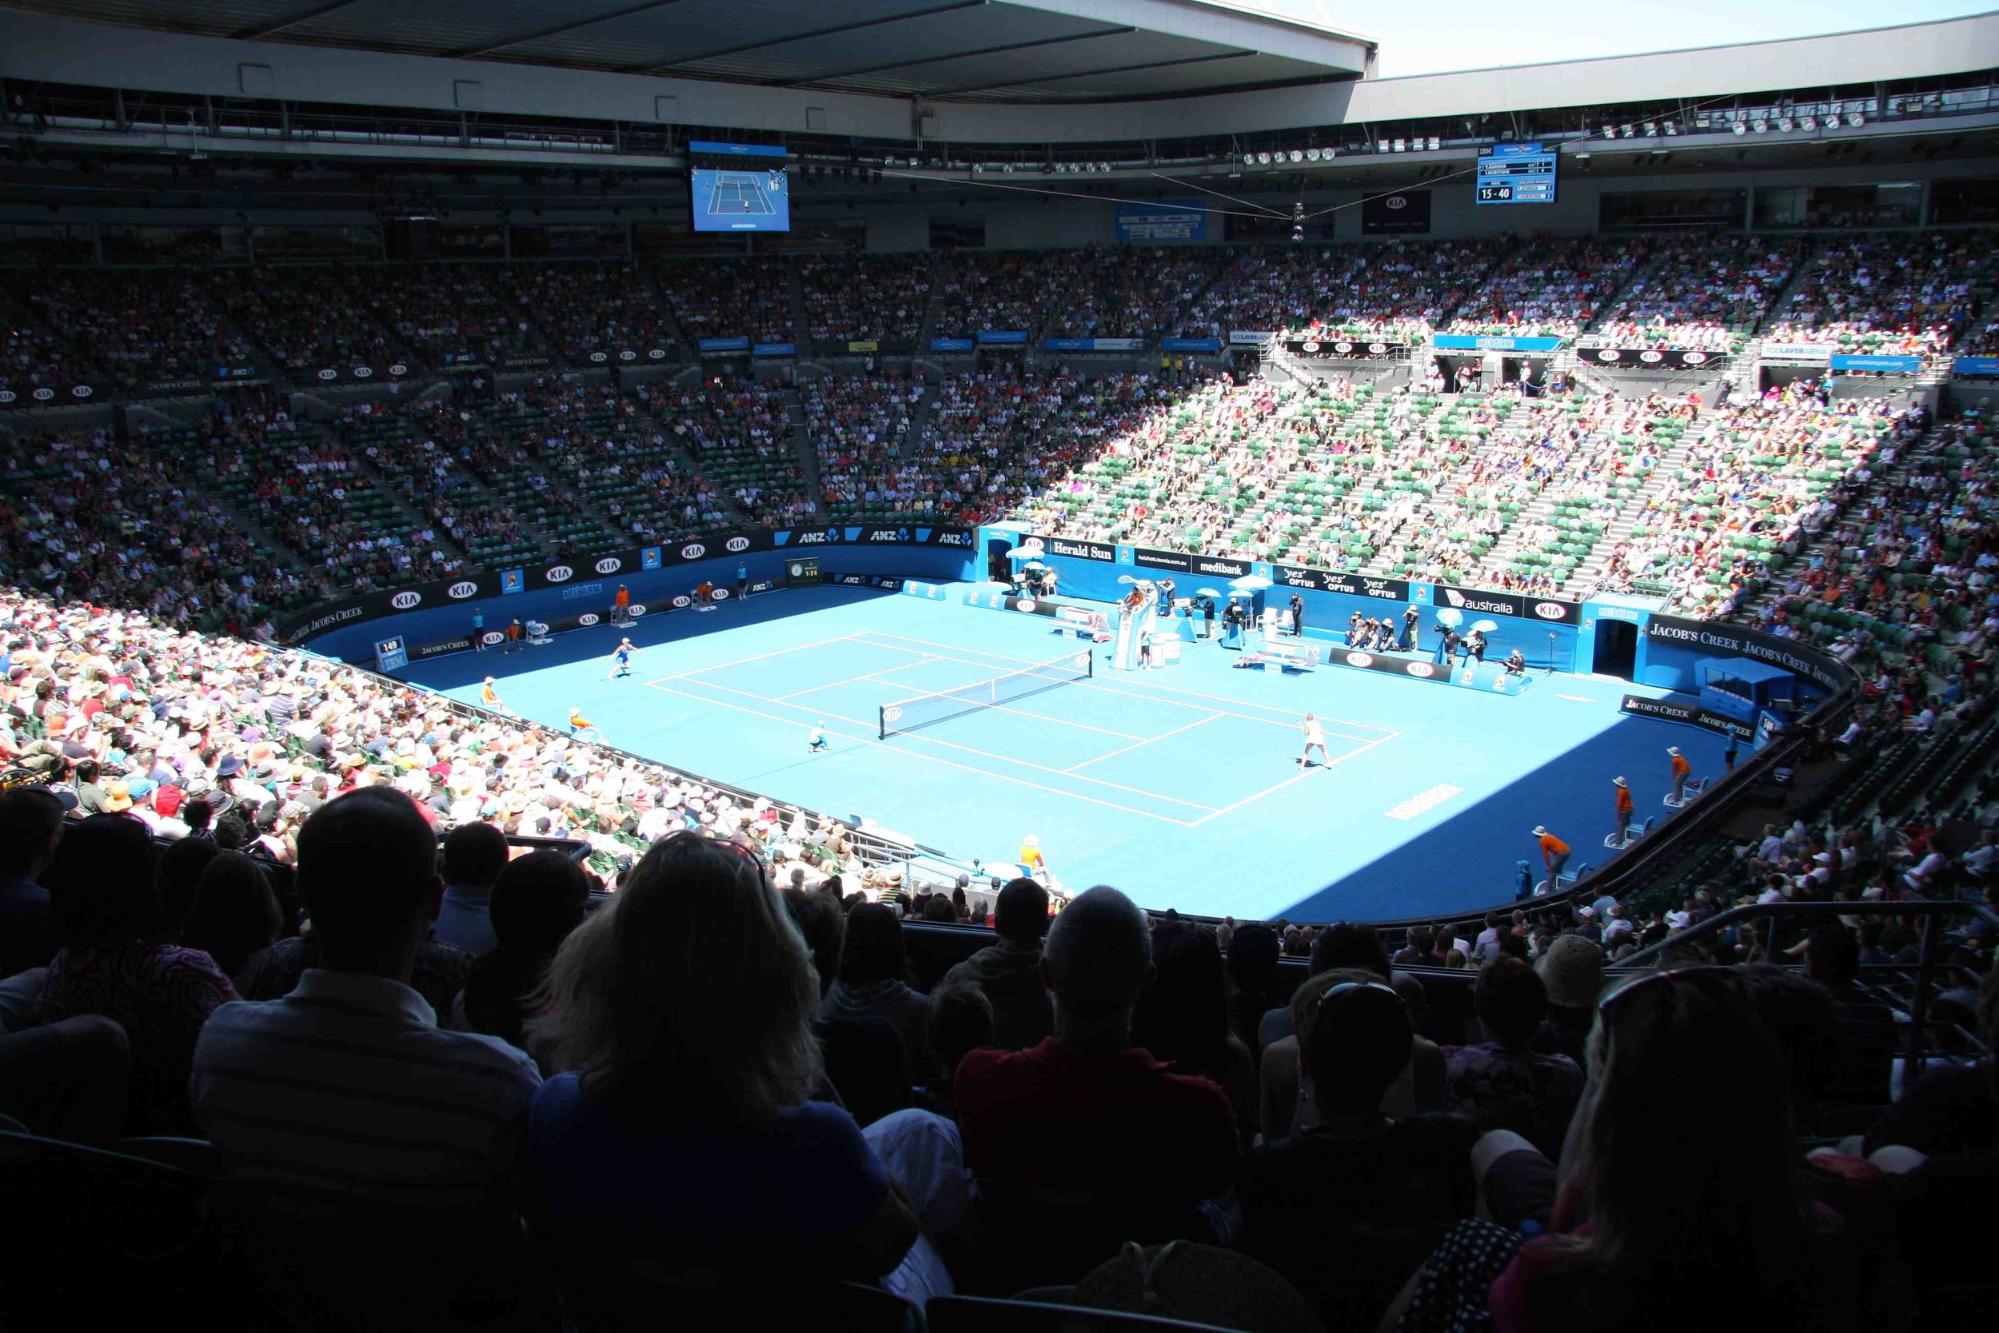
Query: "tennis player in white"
1299 713 1329 768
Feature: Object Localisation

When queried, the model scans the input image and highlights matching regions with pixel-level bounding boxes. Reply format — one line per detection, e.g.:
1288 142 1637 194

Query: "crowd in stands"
801 254 933 348
21 270 255 390
499 262 680 362
203 266 404 374
657 257 795 347
1585 233 1809 352
934 251 1064 336
1 290 99 399
1445 238 1637 338
805 373 920 516
360 264 548 370
1194 240 1502 342
1765 231 1994 354
641 377 808 526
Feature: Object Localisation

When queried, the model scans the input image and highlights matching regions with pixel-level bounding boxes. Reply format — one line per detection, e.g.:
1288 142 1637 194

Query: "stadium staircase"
778 386 822 505
1557 414 1711 597
637 265 695 361
119 404 296 560
896 382 939 462
785 258 811 351
620 389 769 532
910 256 943 360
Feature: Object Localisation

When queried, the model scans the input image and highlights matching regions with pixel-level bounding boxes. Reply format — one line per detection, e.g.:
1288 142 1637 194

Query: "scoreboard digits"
1476 142 1557 206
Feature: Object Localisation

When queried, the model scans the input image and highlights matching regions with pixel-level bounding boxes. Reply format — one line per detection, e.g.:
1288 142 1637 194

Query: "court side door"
1592 620 1637 680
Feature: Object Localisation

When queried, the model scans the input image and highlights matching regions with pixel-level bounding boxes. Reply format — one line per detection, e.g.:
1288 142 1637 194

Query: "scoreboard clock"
1476 142 1557 206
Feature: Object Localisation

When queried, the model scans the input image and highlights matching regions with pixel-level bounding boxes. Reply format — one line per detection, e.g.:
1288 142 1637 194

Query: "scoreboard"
1476 142 1557 206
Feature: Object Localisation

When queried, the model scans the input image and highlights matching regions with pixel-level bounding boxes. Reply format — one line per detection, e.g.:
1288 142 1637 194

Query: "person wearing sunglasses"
1387 967 1855 1333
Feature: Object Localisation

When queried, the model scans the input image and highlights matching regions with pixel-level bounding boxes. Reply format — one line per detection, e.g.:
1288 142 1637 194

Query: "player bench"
1240 639 1320 673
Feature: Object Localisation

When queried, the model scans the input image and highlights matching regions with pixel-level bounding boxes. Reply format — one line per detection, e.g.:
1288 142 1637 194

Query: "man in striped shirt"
190 788 541 1207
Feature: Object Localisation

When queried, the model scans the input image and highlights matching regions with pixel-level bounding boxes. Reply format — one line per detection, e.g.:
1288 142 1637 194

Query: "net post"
879 707 890 741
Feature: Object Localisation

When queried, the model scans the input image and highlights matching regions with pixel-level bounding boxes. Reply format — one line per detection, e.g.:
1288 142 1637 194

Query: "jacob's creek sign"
1643 613 1848 693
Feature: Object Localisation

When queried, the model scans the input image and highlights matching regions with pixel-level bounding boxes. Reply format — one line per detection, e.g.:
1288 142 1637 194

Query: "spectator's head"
489 849 590 960
1301 969 1414 1115
1537 934 1606 1012
838 903 908 987
928 983 994 1086
1802 922 1860 988
782 888 845 998
1042 885 1153 1042
1225 922 1280 997
182 850 281 979
0 786 66 879
44 813 161 950
1475 955 1549 1046
1309 921 1391 979
1132 920 1231 1072
1551 969 1824 1325
920 894 956 923
1732 964 1841 1132
994 876 1050 947
441 821 509 890
295 789 441 976
540 832 819 1122
1407 925 1437 956
182 797 213 833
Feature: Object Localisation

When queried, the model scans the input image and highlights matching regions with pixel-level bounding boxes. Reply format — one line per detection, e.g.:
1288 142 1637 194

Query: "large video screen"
1475 142 1557 206
688 140 791 233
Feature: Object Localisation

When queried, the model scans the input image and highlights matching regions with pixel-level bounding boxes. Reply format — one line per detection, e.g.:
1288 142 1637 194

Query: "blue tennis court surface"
403 584 1722 922
705 170 782 216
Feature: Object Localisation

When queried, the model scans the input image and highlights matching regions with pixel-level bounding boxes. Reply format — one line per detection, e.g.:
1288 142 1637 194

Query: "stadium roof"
0 0 1376 104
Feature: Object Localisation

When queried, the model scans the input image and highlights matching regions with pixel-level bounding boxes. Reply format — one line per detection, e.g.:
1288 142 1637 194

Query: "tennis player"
808 722 827 752
607 637 640 679
1298 713 1329 768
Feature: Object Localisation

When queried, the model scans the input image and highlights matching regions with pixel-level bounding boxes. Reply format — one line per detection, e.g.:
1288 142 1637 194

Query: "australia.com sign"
276 526 975 645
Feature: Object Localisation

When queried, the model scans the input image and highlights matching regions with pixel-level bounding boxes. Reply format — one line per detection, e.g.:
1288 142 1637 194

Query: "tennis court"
409 583 1723 922
703 170 783 216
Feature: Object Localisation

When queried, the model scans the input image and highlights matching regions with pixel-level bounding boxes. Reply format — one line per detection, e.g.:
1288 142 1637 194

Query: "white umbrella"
1472 619 1499 633
1023 560 1049 571
1006 546 1041 562
1434 607 1464 628
1117 574 1138 585
1195 588 1224 598
1228 574 1273 591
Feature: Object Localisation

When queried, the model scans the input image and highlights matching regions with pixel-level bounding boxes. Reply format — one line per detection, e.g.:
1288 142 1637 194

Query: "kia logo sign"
1014 599 1037 613
671 596 691 609
390 591 422 610
1333 342 1354 354
1368 342 1387 354
1385 196 1406 209
1301 341 1321 353
725 536 751 553
619 350 636 361
389 364 408 376
712 588 731 600
545 566 574 583
447 581 478 599
626 605 646 618
1406 661 1436 678
32 388 55 401
590 352 608 363
577 613 600 627
0 391 14 404
680 544 706 559
1683 351 1709 365
71 385 91 398
318 369 338 380
481 631 505 645
648 348 666 360
1346 652 1374 668
1596 349 1620 362
1534 602 1568 620
1639 350 1664 364
354 366 373 378
594 557 622 574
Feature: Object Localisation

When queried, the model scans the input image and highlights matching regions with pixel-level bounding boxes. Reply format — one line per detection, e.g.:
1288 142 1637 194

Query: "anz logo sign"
935 531 972 547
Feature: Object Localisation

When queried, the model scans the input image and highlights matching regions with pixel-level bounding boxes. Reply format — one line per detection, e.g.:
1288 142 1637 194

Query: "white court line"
657 673 1218 812
1063 712 1224 774
853 631 1388 741
1185 728 1402 827
773 657 938 702
779 667 1152 742
648 681 1198 826
643 633 860 686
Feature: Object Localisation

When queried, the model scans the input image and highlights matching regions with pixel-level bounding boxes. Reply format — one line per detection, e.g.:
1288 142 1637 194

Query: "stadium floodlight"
1602 125 1617 139
1427 136 1441 151
1663 121 1678 135
1285 149 1300 163
1257 151 1273 165
1752 119 1768 133
1799 115 1816 131
1304 148 1321 161
1733 121 1748 136
1846 112 1865 128
1643 122 1658 136
1392 138 1406 152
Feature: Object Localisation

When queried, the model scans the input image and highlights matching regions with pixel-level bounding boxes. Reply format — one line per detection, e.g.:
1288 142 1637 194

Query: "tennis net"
878 650 1095 739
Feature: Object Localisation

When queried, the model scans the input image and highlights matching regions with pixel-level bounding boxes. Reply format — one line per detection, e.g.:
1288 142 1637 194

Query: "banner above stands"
1043 337 1146 352
976 330 1029 345
1228 331 1271 346
1160 337 1223 353
1954 356 1999 378
697 336 751 355
1582 347 1723 370
1758 342 1836 364
583 348 672 366
1284 337 1407 360
753 342 797 357
930 338 975 353
312 363 410 384
1829 354 1921 375
1432 334 1564 354
0 381 100 408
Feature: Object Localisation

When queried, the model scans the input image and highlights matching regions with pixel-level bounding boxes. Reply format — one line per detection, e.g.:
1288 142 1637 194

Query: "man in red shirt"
1533 826 1570 883
1668 746 1692 803
1613 776 1634 845
954 886 1236 1284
